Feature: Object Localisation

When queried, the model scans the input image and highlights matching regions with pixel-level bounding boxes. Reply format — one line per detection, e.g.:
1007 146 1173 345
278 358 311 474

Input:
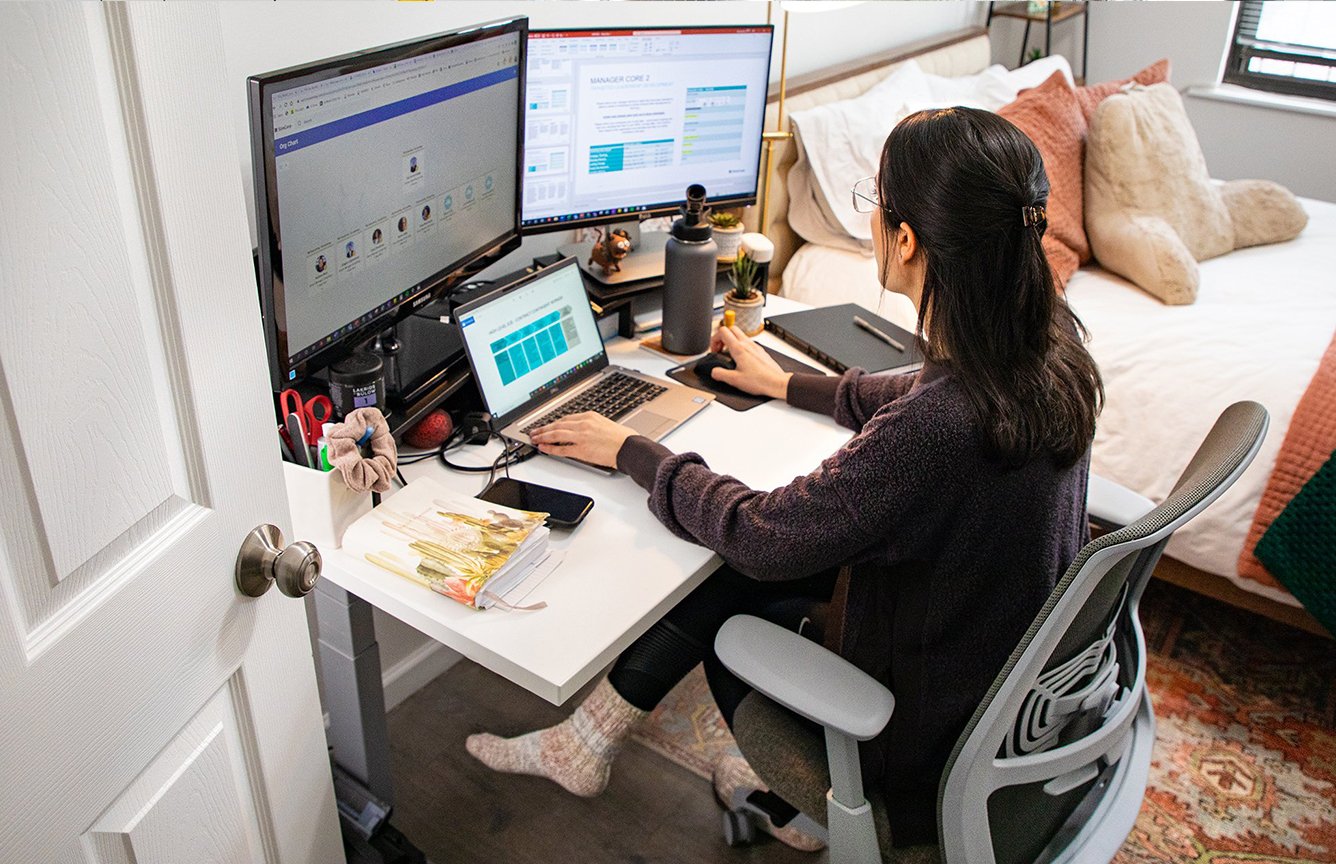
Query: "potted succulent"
709 210 746 261
723 251 765 336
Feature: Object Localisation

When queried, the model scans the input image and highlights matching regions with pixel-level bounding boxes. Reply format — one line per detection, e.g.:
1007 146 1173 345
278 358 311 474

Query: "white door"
0 3 343 863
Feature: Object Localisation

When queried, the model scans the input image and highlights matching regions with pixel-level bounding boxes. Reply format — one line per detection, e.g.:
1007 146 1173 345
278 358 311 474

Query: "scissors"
279 389 334 447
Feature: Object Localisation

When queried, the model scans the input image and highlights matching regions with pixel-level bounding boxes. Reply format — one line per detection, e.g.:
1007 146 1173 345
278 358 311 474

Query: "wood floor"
387 661 822 864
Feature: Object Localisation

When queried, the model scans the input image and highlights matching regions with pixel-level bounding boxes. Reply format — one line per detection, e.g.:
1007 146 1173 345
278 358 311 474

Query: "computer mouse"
694 352 737 381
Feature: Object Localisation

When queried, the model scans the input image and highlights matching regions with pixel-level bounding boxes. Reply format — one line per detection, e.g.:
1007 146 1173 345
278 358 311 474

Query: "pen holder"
283 462 373 549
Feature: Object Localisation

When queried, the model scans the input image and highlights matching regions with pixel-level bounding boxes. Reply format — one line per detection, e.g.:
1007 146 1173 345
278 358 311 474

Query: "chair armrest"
715 615 894 741
1088 473 1155 530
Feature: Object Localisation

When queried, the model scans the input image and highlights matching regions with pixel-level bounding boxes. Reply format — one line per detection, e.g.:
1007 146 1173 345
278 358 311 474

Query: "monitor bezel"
453 257 609 430
249 16 528 392
519 24 775 236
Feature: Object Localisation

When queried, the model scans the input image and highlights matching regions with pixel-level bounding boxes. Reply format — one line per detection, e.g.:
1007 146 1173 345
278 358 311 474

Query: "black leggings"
609 564 837 726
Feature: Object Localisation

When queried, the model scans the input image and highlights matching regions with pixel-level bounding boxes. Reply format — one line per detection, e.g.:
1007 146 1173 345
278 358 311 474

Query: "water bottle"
662 184 717 355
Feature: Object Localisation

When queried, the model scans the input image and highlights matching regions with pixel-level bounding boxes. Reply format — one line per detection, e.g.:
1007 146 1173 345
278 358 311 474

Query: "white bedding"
780 197 1336 604
787 56 1072 248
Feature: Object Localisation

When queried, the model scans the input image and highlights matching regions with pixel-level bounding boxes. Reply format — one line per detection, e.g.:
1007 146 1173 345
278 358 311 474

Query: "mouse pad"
668 346 827 411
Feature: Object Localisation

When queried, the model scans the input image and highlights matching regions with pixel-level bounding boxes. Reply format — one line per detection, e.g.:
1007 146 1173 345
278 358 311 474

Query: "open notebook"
342 477 552 610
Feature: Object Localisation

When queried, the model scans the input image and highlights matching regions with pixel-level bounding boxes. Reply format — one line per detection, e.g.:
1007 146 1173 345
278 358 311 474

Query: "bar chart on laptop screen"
490 306 583 385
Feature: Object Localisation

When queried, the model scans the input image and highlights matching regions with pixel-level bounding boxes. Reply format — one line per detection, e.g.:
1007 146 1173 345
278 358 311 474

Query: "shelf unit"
987 1 1089 82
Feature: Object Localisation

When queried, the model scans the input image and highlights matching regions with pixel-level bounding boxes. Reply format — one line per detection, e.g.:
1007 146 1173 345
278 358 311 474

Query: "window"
1224 1 1336 101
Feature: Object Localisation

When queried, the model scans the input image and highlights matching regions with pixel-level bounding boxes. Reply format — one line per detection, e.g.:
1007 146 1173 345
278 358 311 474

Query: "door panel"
83 677 274 864
0 4 342 862
0 0 208 649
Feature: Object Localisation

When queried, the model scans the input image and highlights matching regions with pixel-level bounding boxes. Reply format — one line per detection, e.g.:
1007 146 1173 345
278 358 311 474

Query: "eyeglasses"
852 176 912 238
851 175 907 227
851 176 883 214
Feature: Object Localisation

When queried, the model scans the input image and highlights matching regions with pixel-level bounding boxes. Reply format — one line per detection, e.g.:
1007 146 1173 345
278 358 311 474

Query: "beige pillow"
1084 83 1308 304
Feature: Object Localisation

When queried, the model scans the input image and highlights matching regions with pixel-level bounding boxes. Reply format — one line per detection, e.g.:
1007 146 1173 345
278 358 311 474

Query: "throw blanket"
1238 330 1336 590
1255 452 1336 635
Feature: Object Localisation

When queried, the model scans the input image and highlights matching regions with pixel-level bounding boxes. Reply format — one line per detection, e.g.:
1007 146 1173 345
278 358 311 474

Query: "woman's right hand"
708 325 793 400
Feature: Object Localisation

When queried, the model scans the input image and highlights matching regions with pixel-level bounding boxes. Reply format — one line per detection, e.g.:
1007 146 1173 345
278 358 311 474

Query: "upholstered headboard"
744 27 991 290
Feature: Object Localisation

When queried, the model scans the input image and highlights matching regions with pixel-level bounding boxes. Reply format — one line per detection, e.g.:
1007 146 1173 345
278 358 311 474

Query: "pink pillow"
1075 59 1171 123
999 73 1088 288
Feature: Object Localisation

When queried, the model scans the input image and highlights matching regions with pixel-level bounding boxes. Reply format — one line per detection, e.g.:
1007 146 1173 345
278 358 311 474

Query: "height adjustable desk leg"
314 580 396 807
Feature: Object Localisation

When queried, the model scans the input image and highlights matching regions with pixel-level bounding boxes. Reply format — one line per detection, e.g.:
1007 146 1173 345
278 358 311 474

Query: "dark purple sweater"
617 363 1090 846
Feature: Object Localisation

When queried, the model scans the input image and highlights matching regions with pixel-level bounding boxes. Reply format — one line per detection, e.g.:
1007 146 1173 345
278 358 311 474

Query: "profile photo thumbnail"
421 205 432 221
397 216 408 233
372 228 383 245
315 254 328 274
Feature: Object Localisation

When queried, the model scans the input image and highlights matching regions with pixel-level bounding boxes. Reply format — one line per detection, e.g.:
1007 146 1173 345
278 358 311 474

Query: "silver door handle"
235 524 321 598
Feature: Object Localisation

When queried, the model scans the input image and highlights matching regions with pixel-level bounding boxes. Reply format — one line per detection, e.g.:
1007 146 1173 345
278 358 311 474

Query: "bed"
747 27 1336 635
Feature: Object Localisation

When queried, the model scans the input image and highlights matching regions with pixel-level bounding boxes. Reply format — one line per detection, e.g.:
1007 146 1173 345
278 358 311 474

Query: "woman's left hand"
529 412 638 468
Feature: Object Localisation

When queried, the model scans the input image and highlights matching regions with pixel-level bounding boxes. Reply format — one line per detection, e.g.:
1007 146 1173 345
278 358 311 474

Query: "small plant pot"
723 290 765 336
714 225 745 262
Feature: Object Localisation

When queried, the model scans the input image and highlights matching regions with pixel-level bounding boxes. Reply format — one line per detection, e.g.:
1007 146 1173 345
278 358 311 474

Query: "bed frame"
744 26 1330 638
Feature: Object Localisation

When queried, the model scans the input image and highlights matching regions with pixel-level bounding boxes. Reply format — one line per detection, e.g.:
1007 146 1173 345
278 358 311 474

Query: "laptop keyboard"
521 371 667 435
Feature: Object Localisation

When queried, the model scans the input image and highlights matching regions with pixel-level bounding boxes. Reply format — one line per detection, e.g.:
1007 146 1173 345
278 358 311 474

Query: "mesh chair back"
937 402 1268 864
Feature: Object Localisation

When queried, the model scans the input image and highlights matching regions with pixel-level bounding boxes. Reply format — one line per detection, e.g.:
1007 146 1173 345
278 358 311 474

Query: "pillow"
786 125 869 253
998 72 1088 287
785 56 1074 247
1084 82 1308 304
1073 58 1170 122
995 60 1172 288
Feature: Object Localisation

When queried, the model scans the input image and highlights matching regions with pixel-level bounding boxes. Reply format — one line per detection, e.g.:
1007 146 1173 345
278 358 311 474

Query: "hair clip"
1022 205 1047 227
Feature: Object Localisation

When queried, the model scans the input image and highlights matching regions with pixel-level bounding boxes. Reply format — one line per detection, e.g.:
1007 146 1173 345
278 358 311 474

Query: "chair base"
719 786 828 848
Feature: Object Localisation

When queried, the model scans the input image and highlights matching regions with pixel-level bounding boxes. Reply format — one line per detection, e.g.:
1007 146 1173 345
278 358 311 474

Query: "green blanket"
1255 450 1336 636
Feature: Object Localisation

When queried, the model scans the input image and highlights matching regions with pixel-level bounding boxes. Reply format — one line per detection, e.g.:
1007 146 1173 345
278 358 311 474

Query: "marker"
853 315 906 352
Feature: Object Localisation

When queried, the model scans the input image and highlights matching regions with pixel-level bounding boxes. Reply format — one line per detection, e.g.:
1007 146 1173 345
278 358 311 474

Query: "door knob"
236 524 321 598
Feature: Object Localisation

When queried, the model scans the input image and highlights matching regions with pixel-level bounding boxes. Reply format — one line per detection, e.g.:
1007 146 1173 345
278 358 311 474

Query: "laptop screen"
457 260 606 421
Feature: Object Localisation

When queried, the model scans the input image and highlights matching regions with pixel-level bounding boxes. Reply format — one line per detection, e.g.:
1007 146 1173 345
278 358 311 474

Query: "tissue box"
283 463 373 549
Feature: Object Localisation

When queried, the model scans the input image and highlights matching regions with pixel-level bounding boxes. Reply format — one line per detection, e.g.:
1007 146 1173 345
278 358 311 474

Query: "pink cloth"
328 407 397 493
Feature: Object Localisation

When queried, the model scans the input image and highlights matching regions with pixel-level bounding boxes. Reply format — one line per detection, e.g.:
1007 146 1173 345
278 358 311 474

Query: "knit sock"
465 678 647 797
713 752 827 852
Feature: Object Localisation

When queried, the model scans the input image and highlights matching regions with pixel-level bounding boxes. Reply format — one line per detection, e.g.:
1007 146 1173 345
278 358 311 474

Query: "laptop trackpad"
626 411 673 439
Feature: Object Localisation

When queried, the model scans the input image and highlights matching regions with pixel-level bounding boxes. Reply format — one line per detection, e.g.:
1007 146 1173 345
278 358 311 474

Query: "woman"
467 108 1102 852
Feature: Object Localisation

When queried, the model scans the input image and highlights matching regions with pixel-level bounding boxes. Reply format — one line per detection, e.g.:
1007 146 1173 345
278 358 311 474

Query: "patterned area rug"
630 580 1336 862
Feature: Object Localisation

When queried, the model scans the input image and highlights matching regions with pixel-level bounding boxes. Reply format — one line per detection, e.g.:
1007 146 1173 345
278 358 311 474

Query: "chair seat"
733 691 942 863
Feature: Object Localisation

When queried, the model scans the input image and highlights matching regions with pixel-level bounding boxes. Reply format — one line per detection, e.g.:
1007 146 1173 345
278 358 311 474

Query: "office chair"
714 401 1269 864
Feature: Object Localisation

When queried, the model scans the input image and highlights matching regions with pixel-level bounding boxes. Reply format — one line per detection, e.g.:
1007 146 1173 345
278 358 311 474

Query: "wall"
217 0 982 702
989 1 1336 202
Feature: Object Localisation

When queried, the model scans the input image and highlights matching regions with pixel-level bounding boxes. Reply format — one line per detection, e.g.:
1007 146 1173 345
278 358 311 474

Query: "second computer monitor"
522 26 774 234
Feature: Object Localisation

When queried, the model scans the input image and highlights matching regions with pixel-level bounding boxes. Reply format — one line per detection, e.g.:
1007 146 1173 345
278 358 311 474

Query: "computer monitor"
521 26 774 284
249 17 527 392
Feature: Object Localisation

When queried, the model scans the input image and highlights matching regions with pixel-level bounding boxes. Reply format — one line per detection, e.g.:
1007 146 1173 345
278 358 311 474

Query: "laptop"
454 258 714 470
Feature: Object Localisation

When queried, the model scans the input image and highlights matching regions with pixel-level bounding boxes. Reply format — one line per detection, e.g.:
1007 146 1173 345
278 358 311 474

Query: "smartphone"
476 477 594 529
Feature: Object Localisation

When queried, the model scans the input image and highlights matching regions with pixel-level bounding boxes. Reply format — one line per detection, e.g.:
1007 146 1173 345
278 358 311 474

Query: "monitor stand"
559 220 669 286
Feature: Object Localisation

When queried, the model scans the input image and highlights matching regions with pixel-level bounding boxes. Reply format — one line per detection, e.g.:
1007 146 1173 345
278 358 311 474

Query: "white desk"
307 294 850 810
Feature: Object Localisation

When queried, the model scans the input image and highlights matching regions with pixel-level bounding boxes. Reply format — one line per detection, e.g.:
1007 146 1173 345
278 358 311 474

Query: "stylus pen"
853 315 906 352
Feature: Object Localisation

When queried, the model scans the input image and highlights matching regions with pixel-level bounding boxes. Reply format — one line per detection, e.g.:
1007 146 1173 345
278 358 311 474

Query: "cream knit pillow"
1084 83 1307 304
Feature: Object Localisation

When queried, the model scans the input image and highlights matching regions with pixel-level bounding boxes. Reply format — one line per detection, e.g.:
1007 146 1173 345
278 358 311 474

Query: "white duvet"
780 197 1336 604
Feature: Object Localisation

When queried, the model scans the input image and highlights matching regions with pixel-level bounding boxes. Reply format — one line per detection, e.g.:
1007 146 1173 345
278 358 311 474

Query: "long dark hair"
878 107 1102 467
